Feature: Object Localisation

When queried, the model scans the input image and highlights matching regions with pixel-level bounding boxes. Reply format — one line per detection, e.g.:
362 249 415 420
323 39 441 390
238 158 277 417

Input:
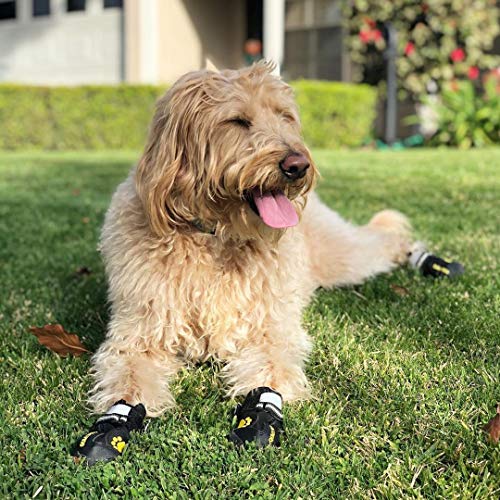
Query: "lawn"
0 149 499 498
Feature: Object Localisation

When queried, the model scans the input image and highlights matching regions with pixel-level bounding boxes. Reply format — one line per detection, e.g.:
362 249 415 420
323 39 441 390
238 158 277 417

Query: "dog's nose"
279 153 310 181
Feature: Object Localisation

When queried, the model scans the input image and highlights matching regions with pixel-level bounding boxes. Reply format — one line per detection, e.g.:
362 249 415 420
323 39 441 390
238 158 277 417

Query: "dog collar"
190 219 216 235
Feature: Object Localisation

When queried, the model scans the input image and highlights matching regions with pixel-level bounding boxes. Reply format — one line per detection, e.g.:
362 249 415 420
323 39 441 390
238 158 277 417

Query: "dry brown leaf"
483 404 500 444
390 284 410 296
29 324 89 357
82 217 90 224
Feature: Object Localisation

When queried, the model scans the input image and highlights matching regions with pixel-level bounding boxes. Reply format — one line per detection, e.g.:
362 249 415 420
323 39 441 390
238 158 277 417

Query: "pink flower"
450 48 466 63
359 29 383 44
404 42 415 56
359 30 371 44
467 66 479 80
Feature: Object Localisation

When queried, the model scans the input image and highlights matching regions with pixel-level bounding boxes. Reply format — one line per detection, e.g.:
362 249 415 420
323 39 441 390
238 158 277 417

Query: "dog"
76 61 412 461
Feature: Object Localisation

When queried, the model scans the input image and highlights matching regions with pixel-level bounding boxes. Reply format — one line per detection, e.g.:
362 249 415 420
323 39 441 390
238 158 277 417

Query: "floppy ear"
135 75 208 236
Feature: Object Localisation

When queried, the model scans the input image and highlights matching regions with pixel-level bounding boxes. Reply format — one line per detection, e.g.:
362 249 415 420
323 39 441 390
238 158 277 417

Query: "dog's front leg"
223 322 311 447
73 306 182 464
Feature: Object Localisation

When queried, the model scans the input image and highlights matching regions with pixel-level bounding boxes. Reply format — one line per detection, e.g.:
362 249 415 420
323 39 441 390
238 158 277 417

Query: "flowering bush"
427 71 500 148
345 0 500 99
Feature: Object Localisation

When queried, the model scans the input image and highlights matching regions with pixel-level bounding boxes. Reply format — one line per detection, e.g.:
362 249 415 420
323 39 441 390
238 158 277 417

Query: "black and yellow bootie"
227 387 284 448
73 400 146 465
409 242 464 279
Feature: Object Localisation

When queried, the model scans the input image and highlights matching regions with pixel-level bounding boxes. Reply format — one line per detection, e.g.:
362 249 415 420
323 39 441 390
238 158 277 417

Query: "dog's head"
136 61 318 241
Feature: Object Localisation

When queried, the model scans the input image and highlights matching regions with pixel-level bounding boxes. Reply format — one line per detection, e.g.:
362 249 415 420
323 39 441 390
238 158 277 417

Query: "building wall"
125 0 246 84
0 0 247 86
0 0 123 85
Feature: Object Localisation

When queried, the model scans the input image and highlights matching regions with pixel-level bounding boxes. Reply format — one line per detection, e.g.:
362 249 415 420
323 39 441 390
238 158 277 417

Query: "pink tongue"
252 189 299 229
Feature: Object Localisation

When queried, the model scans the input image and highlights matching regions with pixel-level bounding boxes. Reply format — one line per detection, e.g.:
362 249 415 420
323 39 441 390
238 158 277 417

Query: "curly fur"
89 61 413 417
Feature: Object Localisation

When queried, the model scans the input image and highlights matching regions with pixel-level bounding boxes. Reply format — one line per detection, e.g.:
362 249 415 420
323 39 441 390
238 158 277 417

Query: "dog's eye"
280 111 296 123
227 117 251 129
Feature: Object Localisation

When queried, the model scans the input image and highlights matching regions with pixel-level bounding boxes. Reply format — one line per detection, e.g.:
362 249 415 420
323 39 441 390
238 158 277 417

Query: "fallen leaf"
82 217 90 224
73 456 81 464
483 404 500 444
390 284 410 296
29 324 90 357
75 266 92 277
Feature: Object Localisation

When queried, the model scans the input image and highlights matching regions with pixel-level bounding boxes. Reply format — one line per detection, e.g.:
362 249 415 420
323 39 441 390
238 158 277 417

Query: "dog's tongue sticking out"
252 189 299 229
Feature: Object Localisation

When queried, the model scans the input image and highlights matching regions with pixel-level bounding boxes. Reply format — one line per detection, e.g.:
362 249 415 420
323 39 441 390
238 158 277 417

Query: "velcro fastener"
105 403 132 417
256 392 283 420
96 403 133 425
259 392 282 410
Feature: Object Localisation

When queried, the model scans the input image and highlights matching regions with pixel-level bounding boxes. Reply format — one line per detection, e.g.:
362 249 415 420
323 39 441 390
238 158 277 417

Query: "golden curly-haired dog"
89 61 412 418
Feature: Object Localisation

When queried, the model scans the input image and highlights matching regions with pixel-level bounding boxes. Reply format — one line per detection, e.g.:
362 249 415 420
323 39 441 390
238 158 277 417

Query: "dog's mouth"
246 188 299 229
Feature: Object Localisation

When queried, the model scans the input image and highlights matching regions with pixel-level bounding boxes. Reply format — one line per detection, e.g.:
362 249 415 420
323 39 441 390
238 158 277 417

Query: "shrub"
292 80 377 148
427 74 500 148
0 85 164 150
344 0 499 100
0 81 377 150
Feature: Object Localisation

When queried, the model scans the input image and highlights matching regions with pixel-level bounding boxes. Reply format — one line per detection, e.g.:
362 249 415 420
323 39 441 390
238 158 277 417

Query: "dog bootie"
227 387 284 448
409 243 464 279
73 400 146 465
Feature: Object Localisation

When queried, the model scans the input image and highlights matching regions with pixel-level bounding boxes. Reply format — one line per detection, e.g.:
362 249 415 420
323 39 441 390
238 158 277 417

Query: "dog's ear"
204 58 219 73
136 74 210 236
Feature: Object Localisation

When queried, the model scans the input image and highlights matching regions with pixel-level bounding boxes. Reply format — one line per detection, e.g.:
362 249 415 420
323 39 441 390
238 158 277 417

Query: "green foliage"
0 85 164 150
293 80 377 148
345 0 500 99
0 82 377 150
429 78 500 148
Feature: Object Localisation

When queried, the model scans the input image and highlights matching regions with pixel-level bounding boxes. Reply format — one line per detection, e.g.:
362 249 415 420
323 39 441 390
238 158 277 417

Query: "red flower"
359 30 371 44
450 48 466 62
404 42 415 56
467 66 479 80
359 29 382 44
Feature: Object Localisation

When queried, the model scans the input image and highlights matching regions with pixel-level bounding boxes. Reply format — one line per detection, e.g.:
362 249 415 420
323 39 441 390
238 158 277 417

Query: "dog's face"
136 61 318 241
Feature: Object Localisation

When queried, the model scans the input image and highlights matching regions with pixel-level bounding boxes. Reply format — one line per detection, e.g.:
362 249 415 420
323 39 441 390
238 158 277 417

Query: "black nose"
279 153 310 181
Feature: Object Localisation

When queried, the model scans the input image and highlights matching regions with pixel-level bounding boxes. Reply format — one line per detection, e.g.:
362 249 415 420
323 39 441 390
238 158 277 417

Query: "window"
104 0 122 7
67 0 85 12
284 0 344 81
33 0 50 17
0 1 16 21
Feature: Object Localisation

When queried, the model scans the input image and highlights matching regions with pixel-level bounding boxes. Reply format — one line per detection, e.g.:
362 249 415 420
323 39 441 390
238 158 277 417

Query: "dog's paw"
369 209 411 237
369 210 412 264
73 400 146 465
227 387 284 448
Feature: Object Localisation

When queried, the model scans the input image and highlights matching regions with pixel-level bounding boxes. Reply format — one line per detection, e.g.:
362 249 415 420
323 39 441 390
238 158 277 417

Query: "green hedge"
293 80 377 149
0 81 376 150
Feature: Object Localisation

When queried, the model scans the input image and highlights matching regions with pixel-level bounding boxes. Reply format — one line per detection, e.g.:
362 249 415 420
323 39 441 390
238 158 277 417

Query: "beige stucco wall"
126 0 246 84
0 0 123 84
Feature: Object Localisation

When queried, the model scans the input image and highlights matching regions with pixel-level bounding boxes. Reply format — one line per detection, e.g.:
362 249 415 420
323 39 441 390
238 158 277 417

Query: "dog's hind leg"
302 192 413 288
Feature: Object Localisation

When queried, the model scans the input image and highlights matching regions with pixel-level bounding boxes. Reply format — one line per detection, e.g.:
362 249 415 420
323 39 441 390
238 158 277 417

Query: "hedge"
0 81 376 150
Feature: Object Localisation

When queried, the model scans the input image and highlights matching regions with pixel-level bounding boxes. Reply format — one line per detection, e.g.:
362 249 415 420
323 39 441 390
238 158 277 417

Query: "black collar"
190 219 217 235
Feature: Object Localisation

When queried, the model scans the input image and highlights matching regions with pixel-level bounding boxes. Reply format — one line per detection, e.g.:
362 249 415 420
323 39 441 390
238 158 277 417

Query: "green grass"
0 149 499 498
